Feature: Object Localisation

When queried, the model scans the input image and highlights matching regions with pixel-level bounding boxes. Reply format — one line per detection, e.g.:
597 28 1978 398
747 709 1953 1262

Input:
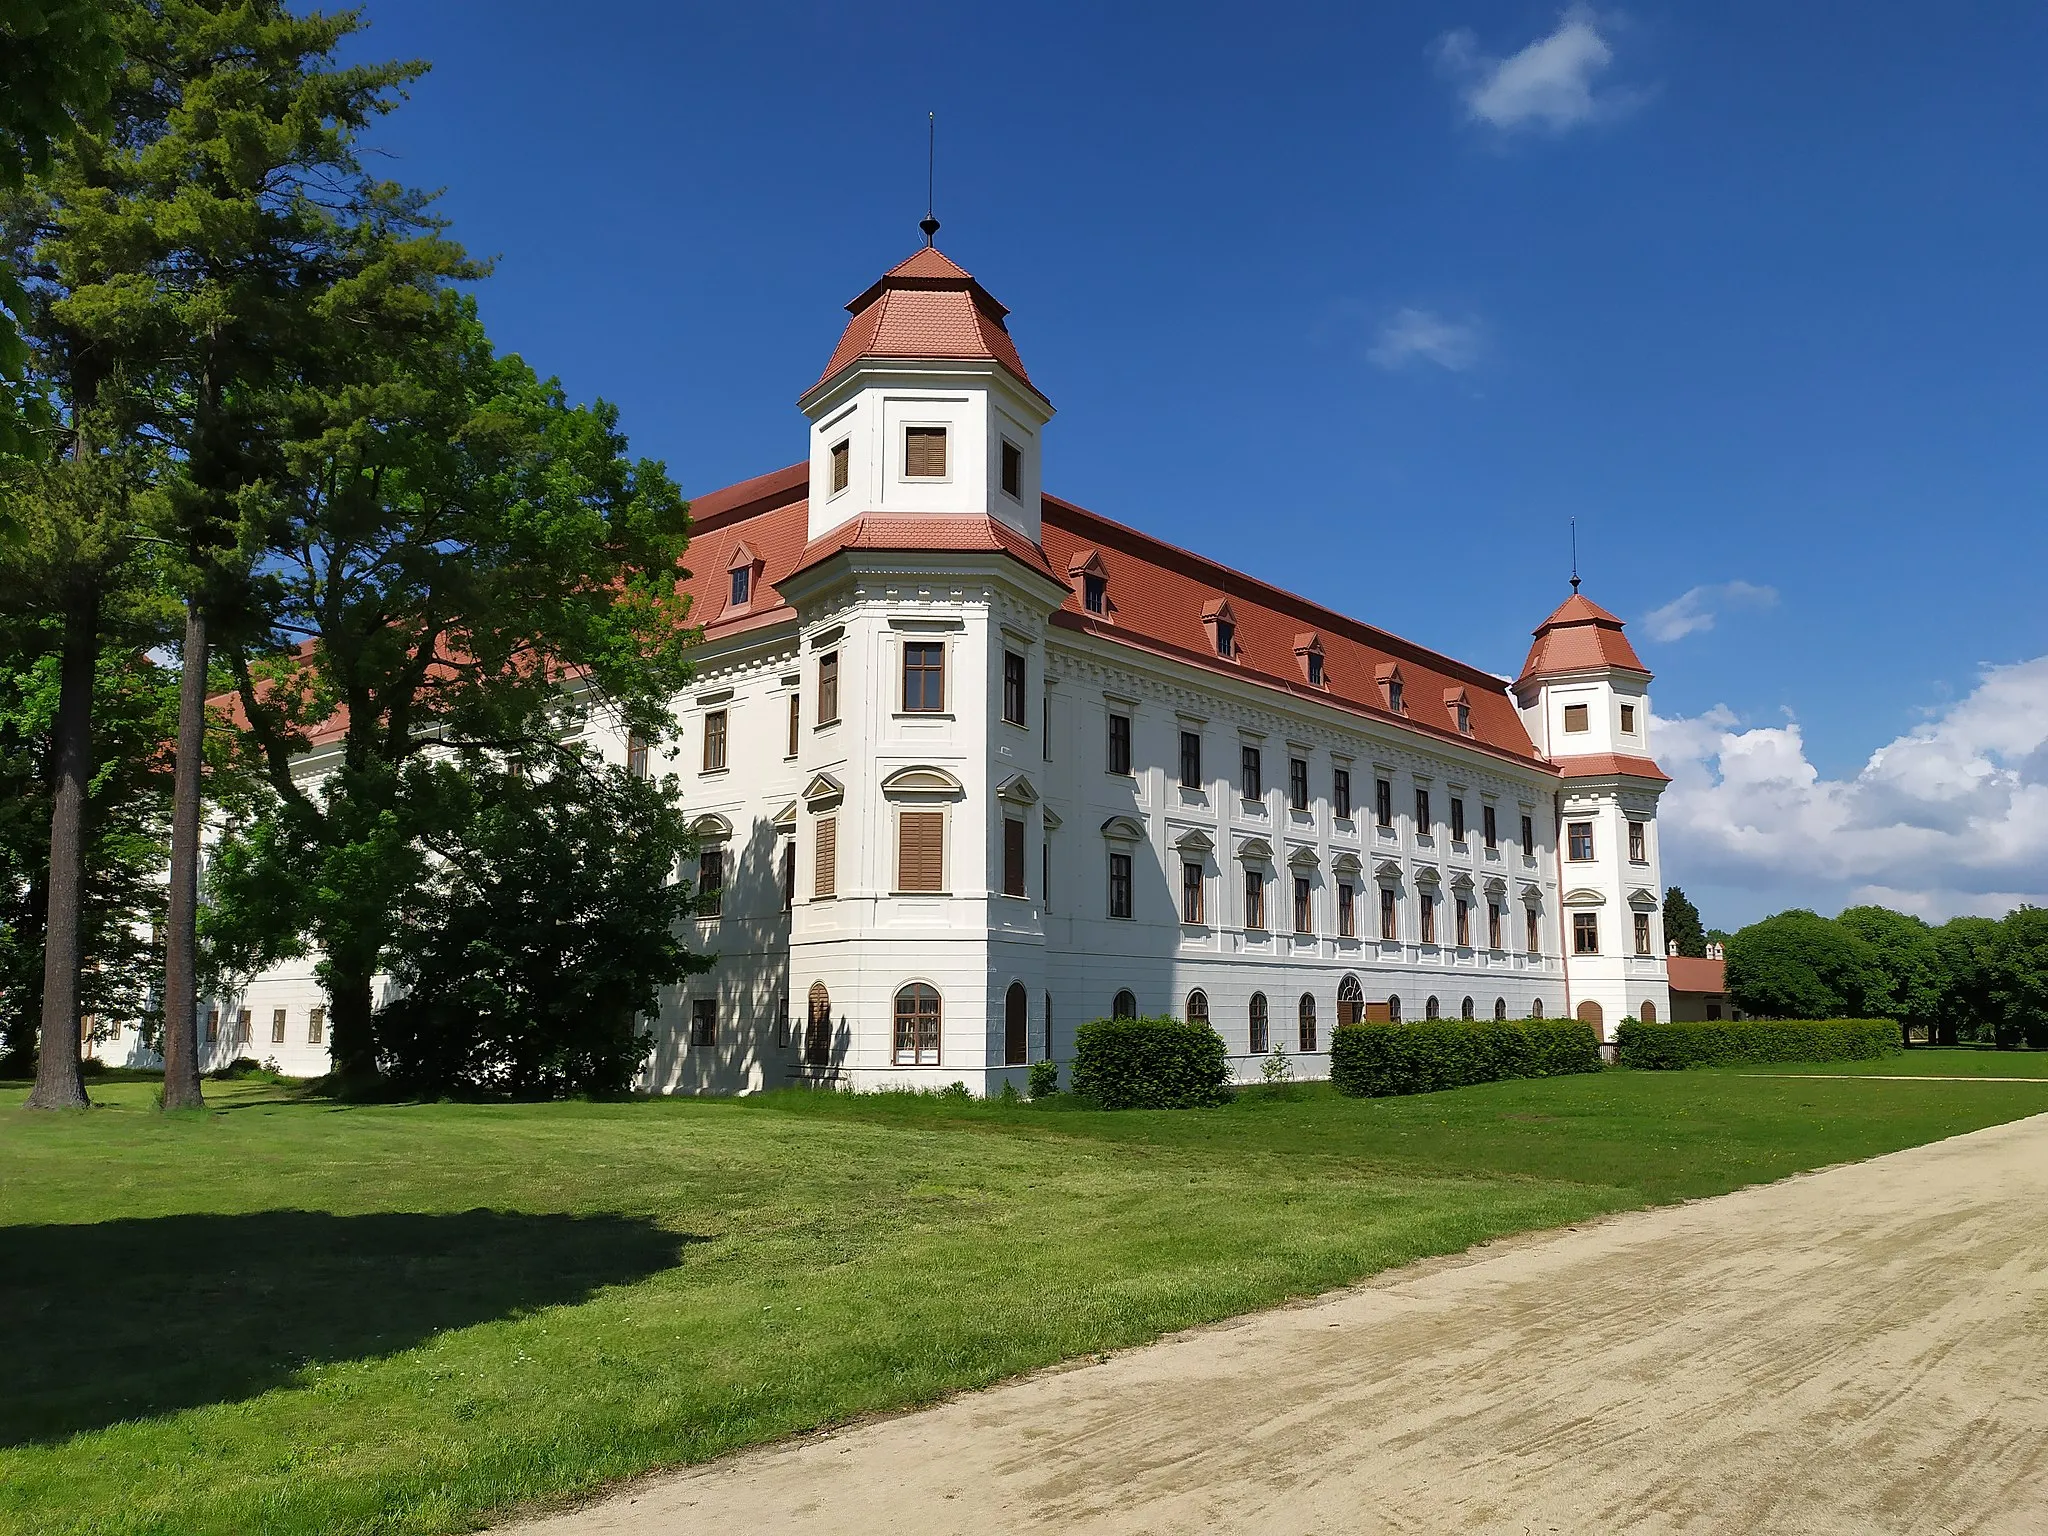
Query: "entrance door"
804 982 832 1066
1004 983 1028 1066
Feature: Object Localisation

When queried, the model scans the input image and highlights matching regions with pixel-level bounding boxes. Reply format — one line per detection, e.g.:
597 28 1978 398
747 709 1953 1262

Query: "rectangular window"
1107 712 1132 774
308 1006 325 1045
235 1009 251 1045
1488 902 1503 951
1415 788 1431 834
1001 439 1022 498
904 425 947 477
1109 851 1134 919
1083 572 1107 614
697 847 724 917
626 732 649 779
1521 813 1535 856
1182 861 1204 924
1563 703 1590 733
1338 883 1355 937
702 708 728 772
1289 757 1309 812
814 815 837 898
787 693 801 758
1620 703 1637 734
1635 911 1653 955
729 566 750 606
1376 777 1393 828
903 642 945 712
271 1008 287 1044
1244 869 1266 931
1042 839 1051 911
1333 768 1351 820
782 843 796 911
1568 821 1594 861
690 998 717 1048
1179 729 1201 789
1450 797 1465 843
1241 744 1262 799
1455 898 1471 949
1002 650 1026 725
1483 804 1498 850
898 811 945 892
818 652 839 725
1043 691 1052 760
205 1009 219 1043
1307 651 1324 687
1380 886 1397 940
1574 912 1600 955
830 439 850 494
1527 906 1541 954
1420 893 1436 946
1293 876 1312 935
1629 820 1646 862
1004 817 1026 898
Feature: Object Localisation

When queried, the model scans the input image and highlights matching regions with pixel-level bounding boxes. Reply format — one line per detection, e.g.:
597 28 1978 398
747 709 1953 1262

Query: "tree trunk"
324 960 378 1084
25 597 98 1111
159 599 208 1110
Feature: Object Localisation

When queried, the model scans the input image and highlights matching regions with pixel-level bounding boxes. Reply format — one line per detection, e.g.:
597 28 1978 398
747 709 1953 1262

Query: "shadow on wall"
0 1208 699 1447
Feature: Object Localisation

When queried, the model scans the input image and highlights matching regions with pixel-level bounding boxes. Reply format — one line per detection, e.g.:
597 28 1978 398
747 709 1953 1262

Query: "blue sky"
342 2 2048 929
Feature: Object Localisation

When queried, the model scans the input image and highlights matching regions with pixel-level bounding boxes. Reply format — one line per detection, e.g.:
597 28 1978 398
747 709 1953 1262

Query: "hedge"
1329 1018 1603 1098
1615 1018 1900 1069
1071 1016 1231 1109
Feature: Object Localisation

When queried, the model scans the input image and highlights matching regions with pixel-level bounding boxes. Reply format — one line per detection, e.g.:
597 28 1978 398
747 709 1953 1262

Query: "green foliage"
1836 905 1945 1026
1026 1058 1058 1099
1724 909 1893 1019
1615 1018 1899 1069
1990 907 2048 1049
1260 1041 1295 1085
1935 916 2004 1043
1329 1018 1603 1098
1070 1016 1230 1108
1662 885 1707 958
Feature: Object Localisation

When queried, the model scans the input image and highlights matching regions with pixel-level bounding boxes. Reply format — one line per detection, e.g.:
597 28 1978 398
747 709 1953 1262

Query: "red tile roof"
1667 956 1726 994
788 513 1058 583
1548 751 1672 784
1518 592 1650 685
810 245 1041 402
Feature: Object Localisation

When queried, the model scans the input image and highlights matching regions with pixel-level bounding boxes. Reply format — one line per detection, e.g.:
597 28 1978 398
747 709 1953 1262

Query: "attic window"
1295 634 1326 688
1444 688 1472 735
1000 440 1022 499
1307 652 1324 687
1083 574 1106 613
1214 619 1234 658
1376 664 1405 715
905 426 947 478
729 567 750 606
1202 599 1237 660
830 440 849 494
1457 700 1471 733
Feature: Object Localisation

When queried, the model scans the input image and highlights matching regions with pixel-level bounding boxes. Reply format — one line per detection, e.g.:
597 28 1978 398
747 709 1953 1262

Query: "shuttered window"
898 811 945 892
814 816 837 898
818 652 839 725
830 439 849 493
1563 703 1590 733
904 426 948 478
1003 817 1026 897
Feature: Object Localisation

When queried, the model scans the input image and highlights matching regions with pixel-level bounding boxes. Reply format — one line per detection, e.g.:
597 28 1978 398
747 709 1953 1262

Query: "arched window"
1249 992 1269 1054
1425 995 1441 1020
1112 989 1137 1020
1005 982 1028 1066
1640 1000 1657 1024
893 983 942 1065
1461 996 1475 1020
1577 1000 1604 1030
1186 988 1210 1025
1337 975 1364 1027
805 981 832 1066
1494 997 1508 1021
1298 992 1318 1053
1387 994 1402 1022
1531 998 1545 1018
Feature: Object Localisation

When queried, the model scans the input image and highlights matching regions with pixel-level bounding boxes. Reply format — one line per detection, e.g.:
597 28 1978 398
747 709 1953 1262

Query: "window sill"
1450 840 1469 856
1240 798 1267 815
1415 835 1435 849
892 889 951 897
701 766 729 777
895 711 955 722
1333 816 1356 834
814 719 841 731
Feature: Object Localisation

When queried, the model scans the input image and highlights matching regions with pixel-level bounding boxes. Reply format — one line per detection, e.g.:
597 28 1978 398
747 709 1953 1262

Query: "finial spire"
919 112 940 247
1569 517 1581 594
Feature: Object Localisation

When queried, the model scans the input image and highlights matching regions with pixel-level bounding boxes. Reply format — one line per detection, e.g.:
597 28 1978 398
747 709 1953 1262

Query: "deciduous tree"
1989 906 2048 1049
1933 915 2003 1045
1836 905 1946 1040
1725 909 1893 1021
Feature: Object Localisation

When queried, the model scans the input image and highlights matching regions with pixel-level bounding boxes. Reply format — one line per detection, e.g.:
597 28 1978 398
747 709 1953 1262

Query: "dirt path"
501 1114 2048 1535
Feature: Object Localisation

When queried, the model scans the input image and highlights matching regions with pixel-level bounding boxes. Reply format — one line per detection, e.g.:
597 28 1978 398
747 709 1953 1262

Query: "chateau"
98 236 1674 1093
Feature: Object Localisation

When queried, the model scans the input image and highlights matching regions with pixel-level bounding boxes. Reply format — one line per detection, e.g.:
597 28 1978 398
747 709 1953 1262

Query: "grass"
5 1067 2047 1535
1729 1046 2048 1078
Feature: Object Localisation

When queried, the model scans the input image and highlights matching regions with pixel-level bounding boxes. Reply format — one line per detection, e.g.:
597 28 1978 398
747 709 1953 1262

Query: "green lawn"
1731 1046 2048 1077
5 1069 2047 1536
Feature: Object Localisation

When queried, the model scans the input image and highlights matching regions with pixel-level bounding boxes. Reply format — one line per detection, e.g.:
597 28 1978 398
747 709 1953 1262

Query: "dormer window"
905 426 947 478
1376 664 1405 714
1083 574 1106 613
1444 687 1472 735
725 542 763 613
729 566 750 606
1295 633 1326 688
1202 599 1237 660
1000 439 1022 498
1307 652 1324 687
830 439 850 494
1214 619 1234 657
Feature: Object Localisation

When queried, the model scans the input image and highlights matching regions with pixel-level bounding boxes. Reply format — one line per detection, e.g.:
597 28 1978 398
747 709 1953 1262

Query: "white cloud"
1434 5 1642 133
1639 581 1779 643
1655 657 2048 920
1367 307 1483 372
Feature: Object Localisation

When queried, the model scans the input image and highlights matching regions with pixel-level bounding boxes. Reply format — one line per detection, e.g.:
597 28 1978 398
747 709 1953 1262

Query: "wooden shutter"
830 439 849 493
898 811 944 892
905 426 947 478
814 816 837 898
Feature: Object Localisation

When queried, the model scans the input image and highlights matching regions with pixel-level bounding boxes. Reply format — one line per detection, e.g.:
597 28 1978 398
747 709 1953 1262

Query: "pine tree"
1662 886 1707 958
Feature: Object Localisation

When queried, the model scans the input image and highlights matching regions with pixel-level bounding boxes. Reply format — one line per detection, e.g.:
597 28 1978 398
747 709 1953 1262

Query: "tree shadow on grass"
0 1208 699 1446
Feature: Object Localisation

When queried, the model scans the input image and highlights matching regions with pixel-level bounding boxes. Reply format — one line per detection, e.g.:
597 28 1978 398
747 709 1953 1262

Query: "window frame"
697 846 725 918
1244 868 1266 931
308 1006 325 1045
1003 816 1027 898
1634 910 1653 955
1249 992 1269 1054
1000 438 1023 499
902 641 946 713
1288 756 1309 812
892 983 943 1065
1483 804 1497 850
813 814 838 898
1108 850 1134 920
1628 819 1647 863
1082 572 1107 614
1178 729 1202 790
896 809 946 894
1376 777 1394 828
1293 875 1313 936
1573 911 1600 955
702 708 728 773
1420 891 1436 946
690 997 718 1048
1488 901 1503 951
903 424 949 480
1415 787 1431 835
1450 796 1465 843
1380 885 1398 941
1241 743 1262 799
818 652 840 726
1107 711 1132 775
729 566 750 607
1568 821 1595 862
829 438 850 495
1333 768 1351 820
1002 650 1027 726
1521 813 1535 856
1455 897 1471 949
1337 881 1356 937
1563 703 1590 734
1181 860 1205 925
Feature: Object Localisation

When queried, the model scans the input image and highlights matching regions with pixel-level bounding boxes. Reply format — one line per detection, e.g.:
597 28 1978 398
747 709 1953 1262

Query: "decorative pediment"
1294 632 1328 687
1040 806 1062 831
1101 815 1146 842
1413 865 1442 886
994 772 1039 805
771 800 799 831
1172 827 1215 854
803 772 845 806
1449 870 1475 892
1375 662 1406 714
1066 548 1105 578
1443 686 1473 736
1201 597 1236 621
690 813 733 842
727 541 760 571
1563 887 1607 907
1483 875 1509 898
1374 858 1405 883
1518 881 1546 908
1235 835 1275 862
879 765 964 797
1287 843 1320 869
1330 850 1364 877
1628 887 1660 909
1201 598 1239 659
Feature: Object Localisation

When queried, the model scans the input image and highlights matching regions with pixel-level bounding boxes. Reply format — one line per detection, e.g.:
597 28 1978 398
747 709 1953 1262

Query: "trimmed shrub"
1071 1016 1230 1109
1330 1018 1602 1098
1026 1058 1059 1099
1615 1018 1899 1069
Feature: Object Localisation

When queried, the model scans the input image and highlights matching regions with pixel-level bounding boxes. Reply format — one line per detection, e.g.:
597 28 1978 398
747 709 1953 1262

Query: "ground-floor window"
690 997 717 1047
1186 988 1209 1025
1113 988 1137 1019
308 1006 325 1044
1298 993 1317 1053
893 983 941 1065
1573 912 1600 955
1337 974 1363 1026
1249 992 1269 1053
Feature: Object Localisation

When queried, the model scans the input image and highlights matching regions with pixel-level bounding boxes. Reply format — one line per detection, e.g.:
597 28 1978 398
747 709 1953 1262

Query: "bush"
1329 1019 1603 1098
1615 1018 1899 1069
1027 1059 1058 1099
1071 1016 1230 1109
